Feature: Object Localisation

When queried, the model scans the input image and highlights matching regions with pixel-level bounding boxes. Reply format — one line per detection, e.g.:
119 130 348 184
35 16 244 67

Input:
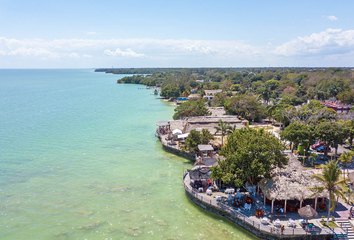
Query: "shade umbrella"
298 205 318 223
172 129 182 135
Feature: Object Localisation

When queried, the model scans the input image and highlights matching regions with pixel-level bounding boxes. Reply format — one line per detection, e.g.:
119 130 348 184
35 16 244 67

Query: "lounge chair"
298 219 306 227
206 189 212 196
274 219 281 228
261 217 269 225
287 218 296 228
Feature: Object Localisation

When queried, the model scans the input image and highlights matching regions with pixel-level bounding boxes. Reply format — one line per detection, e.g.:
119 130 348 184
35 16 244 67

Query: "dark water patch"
76 210 94 216
78 221 106 230
85 182 134 194
123 226 142 237
2 157 36 166
53 231 70 240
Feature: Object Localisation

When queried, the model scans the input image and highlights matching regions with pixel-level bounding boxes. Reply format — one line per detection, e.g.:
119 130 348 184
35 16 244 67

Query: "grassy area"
251 125 274 130
320 220 338 228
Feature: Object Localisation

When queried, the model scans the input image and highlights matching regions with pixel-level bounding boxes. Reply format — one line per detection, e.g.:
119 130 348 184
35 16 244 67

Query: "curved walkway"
183 171 345 240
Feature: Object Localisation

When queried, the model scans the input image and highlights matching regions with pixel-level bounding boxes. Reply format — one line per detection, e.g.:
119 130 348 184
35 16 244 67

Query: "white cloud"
327 15 338 21
86 32 97 35
68 52 80 58
274 28 354 56
7 47 59 58
2 34 353 67
184 42 218 54
103 48 146 57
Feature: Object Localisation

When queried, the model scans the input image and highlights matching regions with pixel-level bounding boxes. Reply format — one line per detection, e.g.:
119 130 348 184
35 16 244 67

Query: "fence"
183 171 332 238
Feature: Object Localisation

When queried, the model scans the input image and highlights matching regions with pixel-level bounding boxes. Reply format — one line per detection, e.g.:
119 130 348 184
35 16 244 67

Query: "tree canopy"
225 93 265 121
183 129 214 153
312 121 348 157
211 127 287 187
281 123 313 152
173 99 211 120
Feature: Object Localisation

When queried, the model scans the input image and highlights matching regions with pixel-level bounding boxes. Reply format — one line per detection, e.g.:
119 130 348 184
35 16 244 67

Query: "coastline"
154 107 345 240
112 74 351 240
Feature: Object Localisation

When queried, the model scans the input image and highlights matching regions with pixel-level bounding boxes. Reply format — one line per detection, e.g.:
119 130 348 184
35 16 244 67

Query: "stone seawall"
162 143 195 161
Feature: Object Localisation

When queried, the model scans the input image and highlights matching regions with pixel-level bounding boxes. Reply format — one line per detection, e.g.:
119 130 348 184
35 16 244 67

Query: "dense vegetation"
211 127 288 187
279 101 353 157
105 67 354 126
182 129 214 153
172 99 211 120
108 67 354 104
104 67 354 195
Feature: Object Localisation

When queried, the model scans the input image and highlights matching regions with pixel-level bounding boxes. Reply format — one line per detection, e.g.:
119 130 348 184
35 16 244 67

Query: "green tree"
344 119 354 148
225 93 265 121
183 130 201 153
183 129 214 153
308 160 348 226
266 98 291 128
282 101 337 126
220 80 232 91
265 79 280 90
230 84 242 92
280 123 313 153
160 84 180 99
313 121 348 157
316 78 350 97
337 90 354 104
266 98 281 119
338 151 354 179
173 99 211 120
211 128 287 187
200 129 214 144
210 92 228 107
308 152 318 166
257 85 272 104
214 120 231 146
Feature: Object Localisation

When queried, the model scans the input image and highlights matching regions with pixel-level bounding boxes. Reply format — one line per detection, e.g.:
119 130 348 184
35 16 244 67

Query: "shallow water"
0 69 257 239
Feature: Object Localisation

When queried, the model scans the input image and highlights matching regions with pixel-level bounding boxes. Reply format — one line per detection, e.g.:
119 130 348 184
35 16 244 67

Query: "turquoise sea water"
0 69 256 240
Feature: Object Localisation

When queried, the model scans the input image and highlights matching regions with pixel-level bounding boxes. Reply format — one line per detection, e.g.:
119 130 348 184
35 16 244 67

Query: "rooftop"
198 144 214 151
156 120 170 127
320 100 352 109
204 89 222 95
259 153 328 201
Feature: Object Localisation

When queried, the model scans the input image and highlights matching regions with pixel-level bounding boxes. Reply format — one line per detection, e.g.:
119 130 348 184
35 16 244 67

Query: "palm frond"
311 174 326 183
334 188 348 204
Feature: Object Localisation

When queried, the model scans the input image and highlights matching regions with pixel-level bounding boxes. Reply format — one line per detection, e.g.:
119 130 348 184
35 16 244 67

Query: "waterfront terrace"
168 115 248 135
182 154 349 240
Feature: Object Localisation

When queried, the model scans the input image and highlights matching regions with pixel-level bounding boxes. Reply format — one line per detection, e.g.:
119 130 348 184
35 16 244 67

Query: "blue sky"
1 0 354 68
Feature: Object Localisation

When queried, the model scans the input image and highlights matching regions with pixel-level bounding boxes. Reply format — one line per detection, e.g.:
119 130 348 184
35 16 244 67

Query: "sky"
1 0 354 68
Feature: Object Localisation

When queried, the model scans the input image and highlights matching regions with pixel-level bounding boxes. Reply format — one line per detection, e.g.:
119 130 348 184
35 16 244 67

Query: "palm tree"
214 119 231 146
266 98 281 124
338 151 354 179
308 160 348 226
227 125 238 134
308 152 318 167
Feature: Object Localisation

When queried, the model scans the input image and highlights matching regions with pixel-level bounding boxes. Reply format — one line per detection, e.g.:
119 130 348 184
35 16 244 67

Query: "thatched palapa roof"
258 153 328 201
198 145 214 151
298 205 318 220
156 121 169 127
